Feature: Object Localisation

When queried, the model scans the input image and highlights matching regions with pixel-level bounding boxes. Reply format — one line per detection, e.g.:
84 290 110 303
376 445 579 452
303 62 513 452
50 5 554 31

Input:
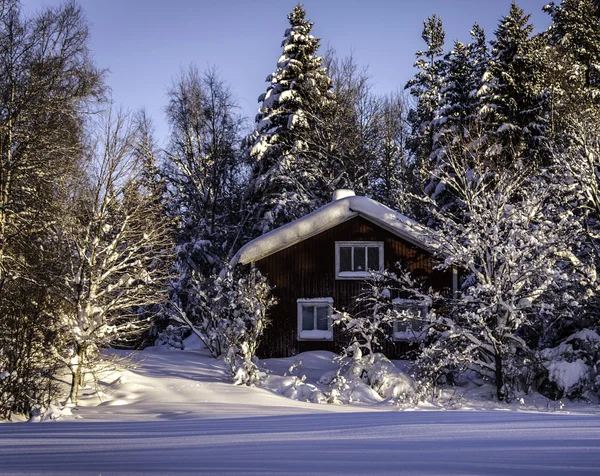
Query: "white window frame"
297 298 334 341
335 241 384 279
392 298 428 341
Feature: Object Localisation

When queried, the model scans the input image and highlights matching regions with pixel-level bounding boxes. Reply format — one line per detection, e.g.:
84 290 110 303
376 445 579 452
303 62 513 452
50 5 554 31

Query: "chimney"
332 189 356 201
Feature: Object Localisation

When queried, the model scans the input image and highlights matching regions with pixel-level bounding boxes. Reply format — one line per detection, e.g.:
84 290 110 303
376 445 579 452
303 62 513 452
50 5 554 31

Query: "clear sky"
21 0 552 146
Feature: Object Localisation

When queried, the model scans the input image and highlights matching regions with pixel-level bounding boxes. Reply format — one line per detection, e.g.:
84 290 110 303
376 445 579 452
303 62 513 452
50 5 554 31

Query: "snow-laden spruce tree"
477 2 549 168
245 4 333 233
420 128 580 402
54 110 173 405
405 14 446 198
434 25 488 161
544 0 600 128
426 25 489 214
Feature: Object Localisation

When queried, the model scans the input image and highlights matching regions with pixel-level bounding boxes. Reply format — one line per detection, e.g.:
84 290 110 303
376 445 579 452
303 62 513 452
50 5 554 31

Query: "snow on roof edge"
233 196 436 266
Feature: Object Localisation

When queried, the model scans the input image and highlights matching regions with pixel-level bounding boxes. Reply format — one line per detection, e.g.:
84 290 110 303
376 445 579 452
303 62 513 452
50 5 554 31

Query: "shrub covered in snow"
154 325 186 350
321 353 417 405
278 376 326 404
28 403 73 423
330 270 437 401
540 329 600 399
173 264 276 386
333 270 434 358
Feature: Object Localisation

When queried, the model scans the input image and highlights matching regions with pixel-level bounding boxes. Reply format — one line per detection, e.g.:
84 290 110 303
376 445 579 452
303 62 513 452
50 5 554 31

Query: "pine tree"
437 25 488 149
245 4 333 233
478 2 549 168
426 25 489 211
543 0 600 133
405 14 446 195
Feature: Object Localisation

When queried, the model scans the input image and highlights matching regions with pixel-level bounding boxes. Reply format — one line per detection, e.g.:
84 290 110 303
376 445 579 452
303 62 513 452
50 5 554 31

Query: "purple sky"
22 0 552 146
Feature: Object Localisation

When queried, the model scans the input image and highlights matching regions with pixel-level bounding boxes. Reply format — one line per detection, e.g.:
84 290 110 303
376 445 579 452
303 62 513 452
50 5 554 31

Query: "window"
335 241 384 279
297 298 333 340
393 299 427 341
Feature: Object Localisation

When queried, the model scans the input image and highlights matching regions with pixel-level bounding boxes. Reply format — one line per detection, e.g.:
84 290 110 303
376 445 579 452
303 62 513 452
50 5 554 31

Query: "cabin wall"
254 215 451 358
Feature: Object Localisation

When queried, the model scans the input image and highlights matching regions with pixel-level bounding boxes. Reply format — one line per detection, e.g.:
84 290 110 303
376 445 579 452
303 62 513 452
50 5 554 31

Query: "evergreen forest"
2 0 600 418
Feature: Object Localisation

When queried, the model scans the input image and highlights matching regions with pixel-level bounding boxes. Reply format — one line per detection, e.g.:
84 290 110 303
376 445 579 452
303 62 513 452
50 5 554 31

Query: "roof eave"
235 211 359 265
355 211 440 255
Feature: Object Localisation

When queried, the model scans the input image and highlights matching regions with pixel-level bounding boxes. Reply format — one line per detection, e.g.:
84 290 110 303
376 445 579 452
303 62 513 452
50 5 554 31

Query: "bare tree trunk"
494 351 505 402
68 345 85 405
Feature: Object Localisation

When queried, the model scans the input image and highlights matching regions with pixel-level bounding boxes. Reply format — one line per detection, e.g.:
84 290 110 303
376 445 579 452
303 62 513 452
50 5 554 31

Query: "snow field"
1 409 599 474
1 344 600 475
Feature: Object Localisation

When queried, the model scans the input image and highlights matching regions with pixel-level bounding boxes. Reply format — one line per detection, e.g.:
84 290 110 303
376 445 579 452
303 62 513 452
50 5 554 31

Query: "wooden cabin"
233 190 454 358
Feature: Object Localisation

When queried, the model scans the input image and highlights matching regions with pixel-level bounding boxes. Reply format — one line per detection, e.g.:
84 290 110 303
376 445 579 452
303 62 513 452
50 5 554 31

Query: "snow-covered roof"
234 194 436 265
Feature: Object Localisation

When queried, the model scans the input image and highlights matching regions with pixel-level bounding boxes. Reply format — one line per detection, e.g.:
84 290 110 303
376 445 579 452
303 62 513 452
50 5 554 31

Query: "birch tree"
55 110 172 405
0 0 103 418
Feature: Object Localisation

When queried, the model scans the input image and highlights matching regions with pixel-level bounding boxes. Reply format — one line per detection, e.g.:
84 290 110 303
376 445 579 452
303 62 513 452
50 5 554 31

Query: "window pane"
404 307 420 318
316 305 329 330
408 307 422 321
339 247 352 272
301 305 314 331
367 246 380 271
397 306 422 332
353 246 366 271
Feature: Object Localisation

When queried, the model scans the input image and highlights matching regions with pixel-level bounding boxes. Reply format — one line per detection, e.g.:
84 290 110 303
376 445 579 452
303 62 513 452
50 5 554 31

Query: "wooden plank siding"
254 215 452 358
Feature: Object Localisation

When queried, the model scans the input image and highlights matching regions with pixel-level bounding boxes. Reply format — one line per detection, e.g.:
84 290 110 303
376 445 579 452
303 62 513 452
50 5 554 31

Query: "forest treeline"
1 0 600 418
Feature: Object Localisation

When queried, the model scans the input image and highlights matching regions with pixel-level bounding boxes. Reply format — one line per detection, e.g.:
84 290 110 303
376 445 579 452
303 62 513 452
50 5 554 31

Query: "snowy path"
1 411 599 475
1 347 600 474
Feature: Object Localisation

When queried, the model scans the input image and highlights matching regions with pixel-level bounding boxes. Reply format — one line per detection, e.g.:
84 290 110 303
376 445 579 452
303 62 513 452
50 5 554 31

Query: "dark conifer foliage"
245 4 333 234
478 2 549 167
405 14 446 194
437 25 488 147
544 0 600 136
393 1 600 400
5 0 600 417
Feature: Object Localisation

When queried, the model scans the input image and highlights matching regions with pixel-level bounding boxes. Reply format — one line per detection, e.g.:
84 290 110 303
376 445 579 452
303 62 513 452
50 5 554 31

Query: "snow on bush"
544 360 590 395
154 325 185 350
365 355 417 399
278 376 326 404
540 329 600 399
28 403 73 423
317 353 417 405
263 351 415 406
264 356 328 404
173 264 276 386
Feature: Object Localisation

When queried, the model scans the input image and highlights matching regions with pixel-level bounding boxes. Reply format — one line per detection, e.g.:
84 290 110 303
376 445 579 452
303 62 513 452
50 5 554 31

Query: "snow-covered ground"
1 342 600 475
